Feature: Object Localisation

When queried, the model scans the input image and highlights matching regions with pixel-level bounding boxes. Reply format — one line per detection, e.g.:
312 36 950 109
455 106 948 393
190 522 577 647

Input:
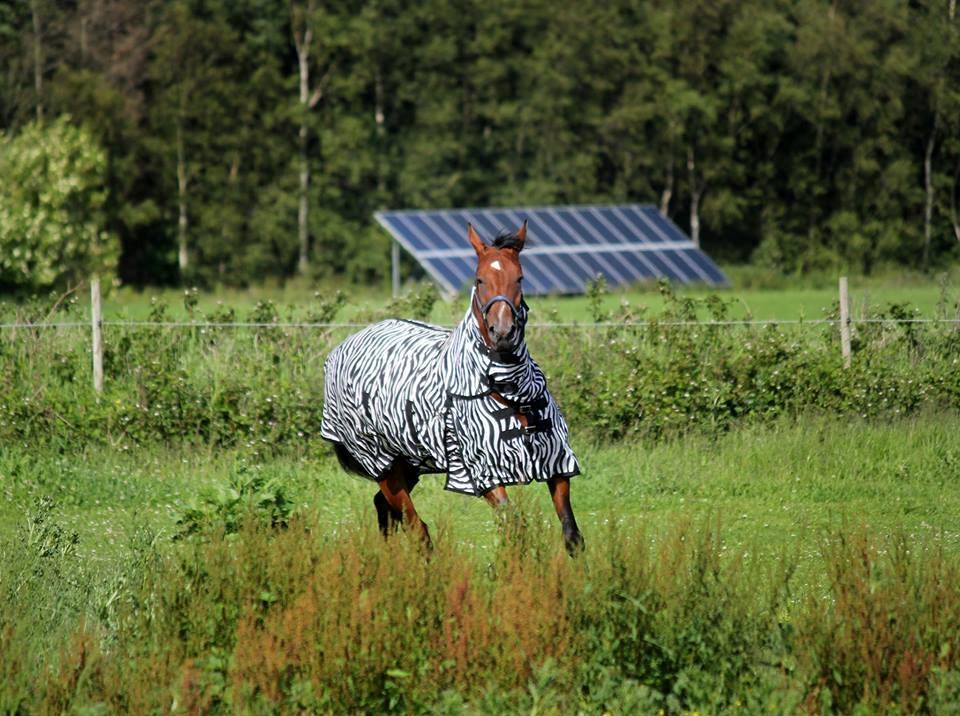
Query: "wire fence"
2 317 960 330
4 275 958 398
4 316 958 397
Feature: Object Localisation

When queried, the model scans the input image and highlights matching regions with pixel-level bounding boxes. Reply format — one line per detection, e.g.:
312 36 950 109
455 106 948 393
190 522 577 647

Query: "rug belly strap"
489 395 548 420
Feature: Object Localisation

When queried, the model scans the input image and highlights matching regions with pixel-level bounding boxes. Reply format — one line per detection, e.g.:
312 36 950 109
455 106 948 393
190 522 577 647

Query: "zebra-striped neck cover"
446 289 534 397
321 290 580 496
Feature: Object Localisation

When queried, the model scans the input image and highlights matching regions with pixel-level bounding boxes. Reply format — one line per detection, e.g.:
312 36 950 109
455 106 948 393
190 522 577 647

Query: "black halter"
472 288 528 325
473 291 522 319
471 288 528 361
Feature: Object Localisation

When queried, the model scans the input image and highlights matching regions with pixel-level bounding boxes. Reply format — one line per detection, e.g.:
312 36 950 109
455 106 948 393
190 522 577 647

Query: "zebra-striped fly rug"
321 292 580 496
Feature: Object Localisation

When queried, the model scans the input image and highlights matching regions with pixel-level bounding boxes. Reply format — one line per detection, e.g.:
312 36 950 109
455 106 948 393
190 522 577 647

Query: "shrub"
174 463 296 539
0 117 118 291
1 285 959 450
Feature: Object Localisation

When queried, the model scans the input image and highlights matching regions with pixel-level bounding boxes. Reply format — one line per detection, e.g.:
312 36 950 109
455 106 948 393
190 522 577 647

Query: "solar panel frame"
374 204 728 295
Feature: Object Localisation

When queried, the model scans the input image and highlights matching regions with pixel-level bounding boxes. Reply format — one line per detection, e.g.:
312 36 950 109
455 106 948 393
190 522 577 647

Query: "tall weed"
2 503 960 713
796 529 960 713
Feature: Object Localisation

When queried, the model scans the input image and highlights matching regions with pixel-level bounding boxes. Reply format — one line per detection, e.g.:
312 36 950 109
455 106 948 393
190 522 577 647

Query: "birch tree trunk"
812 2 837 190
220 155 240 279
952 158 960 244
687 145 702 247
296 24 312 276
951 0 958 243
31 0 43 122
374 65 386 200
921 0 957 266
292 1 337 276
923 120 937 269
177 121 189 274
660 155 674 216
79 5 88 64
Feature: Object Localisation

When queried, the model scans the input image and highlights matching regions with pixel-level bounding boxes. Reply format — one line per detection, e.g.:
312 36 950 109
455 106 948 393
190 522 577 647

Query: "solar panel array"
374 204 727 295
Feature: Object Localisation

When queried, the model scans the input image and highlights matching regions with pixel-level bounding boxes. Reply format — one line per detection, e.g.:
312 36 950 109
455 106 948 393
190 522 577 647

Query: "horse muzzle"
475 292 525 352
487 314 518 351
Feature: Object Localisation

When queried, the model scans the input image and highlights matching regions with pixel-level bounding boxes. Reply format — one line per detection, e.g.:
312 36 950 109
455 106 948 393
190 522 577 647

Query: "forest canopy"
1 0 958 290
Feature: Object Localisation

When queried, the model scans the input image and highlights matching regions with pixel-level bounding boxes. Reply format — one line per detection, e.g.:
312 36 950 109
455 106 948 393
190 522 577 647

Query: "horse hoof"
564 530 585 557
374 492 402 536
421 523 434 553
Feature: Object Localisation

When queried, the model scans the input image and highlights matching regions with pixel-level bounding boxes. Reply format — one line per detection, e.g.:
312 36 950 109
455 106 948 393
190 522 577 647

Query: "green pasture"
3 272 960 711
4 412 960 711
3 412 958 577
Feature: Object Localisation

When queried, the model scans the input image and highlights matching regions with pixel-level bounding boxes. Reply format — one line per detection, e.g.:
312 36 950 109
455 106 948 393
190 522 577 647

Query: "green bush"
0 117 118 291
1 285 959 450
174 463 296 540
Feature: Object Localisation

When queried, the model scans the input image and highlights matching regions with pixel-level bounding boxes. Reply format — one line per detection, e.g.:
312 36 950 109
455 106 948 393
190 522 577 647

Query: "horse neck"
443 301 539 400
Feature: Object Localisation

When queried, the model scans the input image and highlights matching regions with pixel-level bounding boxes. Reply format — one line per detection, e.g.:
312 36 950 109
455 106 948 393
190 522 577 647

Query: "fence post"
91 275 104 393
839 276 851 368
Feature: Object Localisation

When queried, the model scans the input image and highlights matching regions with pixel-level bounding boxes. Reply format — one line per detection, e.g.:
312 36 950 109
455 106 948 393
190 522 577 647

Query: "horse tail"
332 442 375 479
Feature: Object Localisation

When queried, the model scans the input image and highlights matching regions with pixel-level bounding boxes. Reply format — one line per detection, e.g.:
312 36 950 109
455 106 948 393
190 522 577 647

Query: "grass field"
3 413 960 712
3 270 960 712
4 413 959 567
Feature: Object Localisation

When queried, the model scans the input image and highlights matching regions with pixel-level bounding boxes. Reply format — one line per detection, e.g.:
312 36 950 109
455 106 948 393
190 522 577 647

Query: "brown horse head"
468 221 527 352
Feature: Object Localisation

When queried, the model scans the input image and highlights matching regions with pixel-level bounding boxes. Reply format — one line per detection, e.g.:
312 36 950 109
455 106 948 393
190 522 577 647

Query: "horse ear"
514 220 527 250
467 223 486 256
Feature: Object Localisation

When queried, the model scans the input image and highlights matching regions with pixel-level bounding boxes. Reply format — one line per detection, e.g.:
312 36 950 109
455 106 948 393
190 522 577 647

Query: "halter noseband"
472 288 528 359
473 290 523 320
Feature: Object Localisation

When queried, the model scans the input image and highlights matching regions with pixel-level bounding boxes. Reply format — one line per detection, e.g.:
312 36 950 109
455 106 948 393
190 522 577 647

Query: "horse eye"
476 278 484 286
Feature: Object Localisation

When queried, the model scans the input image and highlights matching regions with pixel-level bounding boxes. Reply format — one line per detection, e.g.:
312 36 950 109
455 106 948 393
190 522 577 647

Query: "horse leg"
483 485 509 509
374 492 403 535
374 474 420 535
377 466 431 548
548 476 584 555
484 485 526 543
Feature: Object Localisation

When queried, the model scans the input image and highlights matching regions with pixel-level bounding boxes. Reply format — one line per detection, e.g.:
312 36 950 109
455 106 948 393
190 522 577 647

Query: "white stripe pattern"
321 293 580 496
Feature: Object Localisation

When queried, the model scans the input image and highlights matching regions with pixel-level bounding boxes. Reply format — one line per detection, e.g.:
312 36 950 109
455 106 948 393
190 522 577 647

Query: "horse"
320 221 584 554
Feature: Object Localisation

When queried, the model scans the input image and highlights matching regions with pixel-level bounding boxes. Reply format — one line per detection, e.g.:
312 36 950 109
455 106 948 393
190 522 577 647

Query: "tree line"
1 0 958 291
